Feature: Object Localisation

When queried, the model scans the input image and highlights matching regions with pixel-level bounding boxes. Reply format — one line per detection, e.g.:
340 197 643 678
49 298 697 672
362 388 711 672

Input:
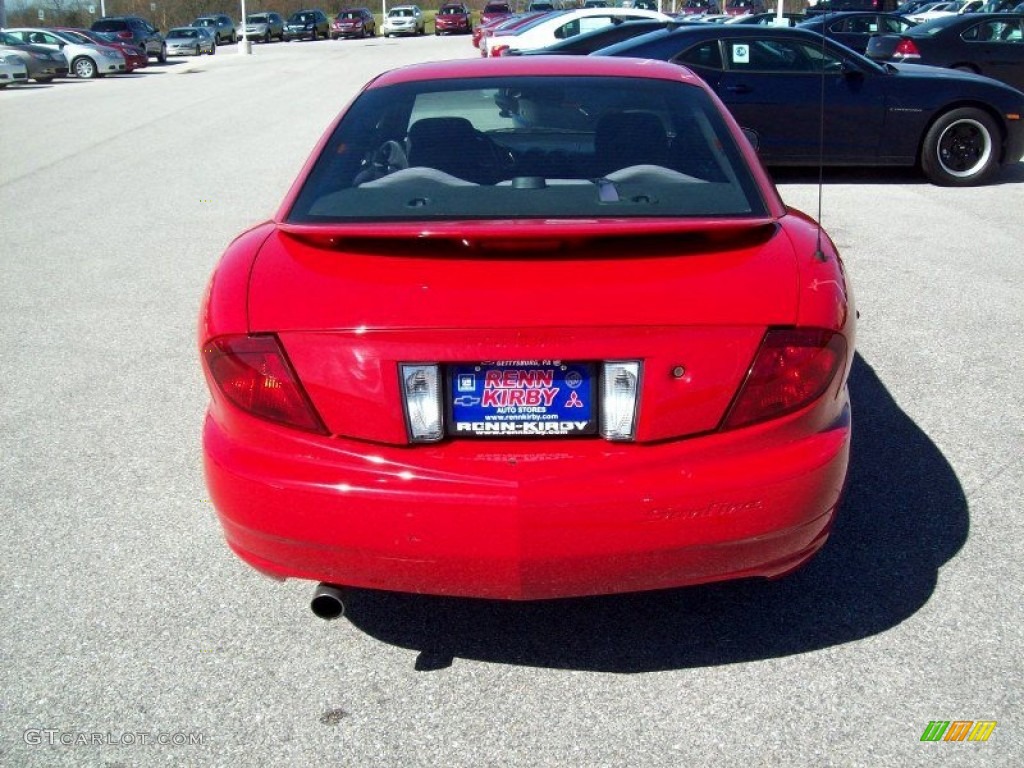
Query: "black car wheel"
264 31 271 43
921 108 1000 187
157 44 167 64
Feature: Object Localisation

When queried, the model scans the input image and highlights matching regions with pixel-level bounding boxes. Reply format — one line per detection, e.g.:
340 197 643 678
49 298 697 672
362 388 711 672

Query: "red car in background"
199 56 855 616
435 3 473 35
330 8 376 39
481 1 513 25
58 27 149 71
724 0 767 15
474 3 515 48
479 11 553 56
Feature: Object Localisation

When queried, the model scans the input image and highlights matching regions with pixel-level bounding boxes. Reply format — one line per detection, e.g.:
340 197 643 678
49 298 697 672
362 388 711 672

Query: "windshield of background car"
288 75 766 223
249 15 269 22
170 28 199 38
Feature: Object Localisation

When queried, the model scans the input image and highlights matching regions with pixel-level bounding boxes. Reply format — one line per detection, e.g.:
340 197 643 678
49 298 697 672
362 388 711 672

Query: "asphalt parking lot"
1 36 1022 767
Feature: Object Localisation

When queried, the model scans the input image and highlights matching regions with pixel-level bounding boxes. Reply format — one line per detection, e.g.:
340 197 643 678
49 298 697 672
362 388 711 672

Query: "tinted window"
289 76 765 223
93 20 128 32
722 38 844 72
676 40 724 70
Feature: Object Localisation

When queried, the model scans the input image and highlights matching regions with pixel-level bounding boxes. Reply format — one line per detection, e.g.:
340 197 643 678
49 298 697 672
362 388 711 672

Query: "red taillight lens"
491 45 509 57
723 329 847 431
117 30 133 39
202 335 327 434
893 39 920 59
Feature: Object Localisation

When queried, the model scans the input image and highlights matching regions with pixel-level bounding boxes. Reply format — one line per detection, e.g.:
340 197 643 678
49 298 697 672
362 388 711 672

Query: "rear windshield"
288 75 765 223
91 20 129 32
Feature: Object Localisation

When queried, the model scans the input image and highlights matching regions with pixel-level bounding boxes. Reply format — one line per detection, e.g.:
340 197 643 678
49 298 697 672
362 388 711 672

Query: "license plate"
449 362 597 437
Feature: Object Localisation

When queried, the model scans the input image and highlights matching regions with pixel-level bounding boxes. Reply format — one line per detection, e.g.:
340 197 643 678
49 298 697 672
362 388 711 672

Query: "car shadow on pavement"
343 353 968 672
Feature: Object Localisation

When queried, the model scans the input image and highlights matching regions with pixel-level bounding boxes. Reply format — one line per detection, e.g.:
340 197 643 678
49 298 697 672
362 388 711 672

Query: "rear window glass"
92 20 128 32
288 76 765 223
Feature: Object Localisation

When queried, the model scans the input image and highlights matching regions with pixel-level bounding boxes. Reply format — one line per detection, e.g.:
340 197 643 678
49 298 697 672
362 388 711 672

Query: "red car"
330 8 376 39
480 11 551 56
473 10 517 49
199 56 856 617
58 27 149 72
435 3 473 35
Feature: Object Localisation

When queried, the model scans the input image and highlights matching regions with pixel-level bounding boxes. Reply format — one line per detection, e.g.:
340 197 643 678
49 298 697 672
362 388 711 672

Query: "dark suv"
91 16 166 62
284 10 330 41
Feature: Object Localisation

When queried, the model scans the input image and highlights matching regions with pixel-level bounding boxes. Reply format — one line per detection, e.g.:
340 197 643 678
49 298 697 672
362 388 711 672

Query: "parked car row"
470 5 1024 186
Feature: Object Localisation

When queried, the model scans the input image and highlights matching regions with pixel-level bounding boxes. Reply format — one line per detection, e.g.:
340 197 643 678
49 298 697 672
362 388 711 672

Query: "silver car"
192 14 238 44
382 5 426 36
0 54 30 88
245 12 286 43
165 27 217 56
0 31 69 83
3 27 126 79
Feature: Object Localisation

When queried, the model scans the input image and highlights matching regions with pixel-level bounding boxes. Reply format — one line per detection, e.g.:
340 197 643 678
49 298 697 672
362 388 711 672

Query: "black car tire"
209 42 216 55
921 107 1000 187
35 76 54 83
312 28 318 41
264 31 272 43
73 56 98 79
157 44 167 64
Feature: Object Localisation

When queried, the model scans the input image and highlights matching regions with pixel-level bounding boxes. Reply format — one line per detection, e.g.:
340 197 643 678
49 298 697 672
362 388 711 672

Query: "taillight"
117 30 133 40
723 329 847 431
491 45 509 57
202 335 327 433
893 39 920 59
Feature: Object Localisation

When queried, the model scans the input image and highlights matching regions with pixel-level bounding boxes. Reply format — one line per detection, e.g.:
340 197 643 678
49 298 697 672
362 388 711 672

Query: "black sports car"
594 25 1024 185
865 13 1024 92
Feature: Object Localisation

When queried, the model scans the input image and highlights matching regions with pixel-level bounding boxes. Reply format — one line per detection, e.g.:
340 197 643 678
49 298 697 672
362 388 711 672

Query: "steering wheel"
373 140 409 175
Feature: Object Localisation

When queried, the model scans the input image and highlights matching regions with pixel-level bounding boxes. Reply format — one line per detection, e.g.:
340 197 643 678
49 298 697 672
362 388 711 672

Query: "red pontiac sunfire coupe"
199 56 856 617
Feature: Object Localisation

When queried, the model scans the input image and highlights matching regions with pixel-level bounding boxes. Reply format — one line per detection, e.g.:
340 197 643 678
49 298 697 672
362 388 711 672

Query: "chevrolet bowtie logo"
454 396 481 407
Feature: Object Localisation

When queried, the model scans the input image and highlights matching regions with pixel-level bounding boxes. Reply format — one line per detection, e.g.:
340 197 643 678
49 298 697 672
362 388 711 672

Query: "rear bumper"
204 394 851 600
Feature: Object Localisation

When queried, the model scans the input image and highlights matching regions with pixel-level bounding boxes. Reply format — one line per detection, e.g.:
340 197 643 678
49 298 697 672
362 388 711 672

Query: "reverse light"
601 362 641 441
202 335 327 433
723 329 847 431
893 39 921 60
401 364 443 443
